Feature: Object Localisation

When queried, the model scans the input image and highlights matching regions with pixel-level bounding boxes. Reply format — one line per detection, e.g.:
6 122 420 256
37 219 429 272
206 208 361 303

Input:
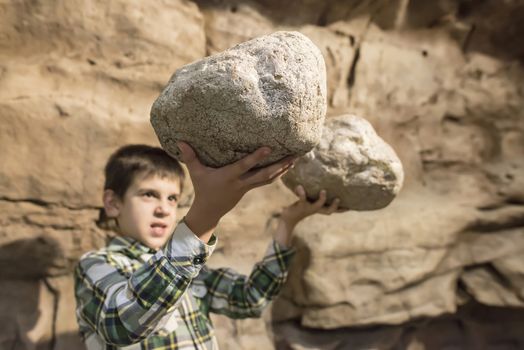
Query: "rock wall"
1 0 523 349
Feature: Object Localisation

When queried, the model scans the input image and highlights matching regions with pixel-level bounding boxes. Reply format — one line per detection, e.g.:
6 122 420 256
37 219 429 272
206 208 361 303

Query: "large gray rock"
282 114 404 210
150 31 327 168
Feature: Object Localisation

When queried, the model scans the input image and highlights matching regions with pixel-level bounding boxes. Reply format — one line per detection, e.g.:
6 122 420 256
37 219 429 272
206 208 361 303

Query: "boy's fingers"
313 190 327 210
241 156 294 187
323 198 340 215
295 185 306 201
247 162 293 189
230 147 272 175
177 142 203 172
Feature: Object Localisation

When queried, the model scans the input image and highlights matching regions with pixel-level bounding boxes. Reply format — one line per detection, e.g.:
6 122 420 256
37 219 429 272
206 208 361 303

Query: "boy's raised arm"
75 219 218 346
197 185 341 318
179 141 296 242
197 240 295 319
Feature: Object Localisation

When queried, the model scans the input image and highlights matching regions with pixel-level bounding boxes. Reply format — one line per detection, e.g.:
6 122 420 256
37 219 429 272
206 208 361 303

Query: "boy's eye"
168 195 179 202
143 191 155 198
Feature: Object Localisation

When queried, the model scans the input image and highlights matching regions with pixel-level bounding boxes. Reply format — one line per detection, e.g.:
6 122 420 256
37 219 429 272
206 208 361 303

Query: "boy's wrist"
185 203 220 242
272 217 296 248
279 213 299 232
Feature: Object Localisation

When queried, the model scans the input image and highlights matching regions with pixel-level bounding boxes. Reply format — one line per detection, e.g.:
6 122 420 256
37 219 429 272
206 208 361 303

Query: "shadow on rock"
272 302 524 350
0 235 63 280
0 236 71 350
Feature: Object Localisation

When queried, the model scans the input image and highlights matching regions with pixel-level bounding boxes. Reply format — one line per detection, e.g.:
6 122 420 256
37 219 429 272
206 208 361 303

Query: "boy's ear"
103 189 121 218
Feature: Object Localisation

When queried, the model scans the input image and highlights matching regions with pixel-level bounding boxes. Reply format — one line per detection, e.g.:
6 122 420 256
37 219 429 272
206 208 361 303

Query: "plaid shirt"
74 221 295 349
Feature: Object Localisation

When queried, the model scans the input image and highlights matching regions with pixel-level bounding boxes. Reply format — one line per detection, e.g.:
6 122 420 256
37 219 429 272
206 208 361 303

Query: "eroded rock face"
272 303 524 349
150 31 327 168
282 114 404 210
1 0 524 349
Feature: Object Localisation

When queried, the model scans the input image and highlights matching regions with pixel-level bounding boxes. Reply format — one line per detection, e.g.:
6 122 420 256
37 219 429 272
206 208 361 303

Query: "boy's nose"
154 202 171 216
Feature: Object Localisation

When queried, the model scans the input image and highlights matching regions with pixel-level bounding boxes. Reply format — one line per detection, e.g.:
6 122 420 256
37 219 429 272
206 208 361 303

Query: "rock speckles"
151 31 327 167
283 114 404 210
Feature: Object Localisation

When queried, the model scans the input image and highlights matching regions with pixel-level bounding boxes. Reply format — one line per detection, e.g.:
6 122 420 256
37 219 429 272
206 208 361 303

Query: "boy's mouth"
150 222 168 236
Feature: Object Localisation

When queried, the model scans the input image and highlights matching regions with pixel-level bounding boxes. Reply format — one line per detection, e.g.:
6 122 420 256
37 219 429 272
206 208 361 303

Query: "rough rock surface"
150 31 327 167
282 114 404 210
1 0 524 349
272 302 524 349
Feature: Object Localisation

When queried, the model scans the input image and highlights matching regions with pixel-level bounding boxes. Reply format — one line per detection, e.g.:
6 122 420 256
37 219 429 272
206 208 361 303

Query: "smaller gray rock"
282 114 404 210
150 31 327 168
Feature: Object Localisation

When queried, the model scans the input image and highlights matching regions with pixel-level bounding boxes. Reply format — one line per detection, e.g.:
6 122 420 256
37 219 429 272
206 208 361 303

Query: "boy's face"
107 175 181 250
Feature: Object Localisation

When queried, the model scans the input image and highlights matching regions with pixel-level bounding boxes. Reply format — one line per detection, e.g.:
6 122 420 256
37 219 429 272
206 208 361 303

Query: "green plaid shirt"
74 221 295 349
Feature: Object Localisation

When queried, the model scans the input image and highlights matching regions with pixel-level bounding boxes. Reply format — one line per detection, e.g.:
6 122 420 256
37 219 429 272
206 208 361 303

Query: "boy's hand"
179 142 295 241
274 185 341 247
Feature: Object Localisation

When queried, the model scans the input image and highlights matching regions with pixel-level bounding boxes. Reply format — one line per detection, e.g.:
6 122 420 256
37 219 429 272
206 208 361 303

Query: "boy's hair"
103 144 185 198
98 144 185 229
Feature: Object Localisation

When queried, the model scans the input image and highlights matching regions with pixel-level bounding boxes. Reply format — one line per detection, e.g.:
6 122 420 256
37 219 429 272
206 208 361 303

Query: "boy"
75 142 339 349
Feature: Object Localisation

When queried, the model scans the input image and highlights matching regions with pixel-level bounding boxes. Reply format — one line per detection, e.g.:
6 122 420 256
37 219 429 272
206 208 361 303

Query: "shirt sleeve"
199 240 295 319
74 221 216 346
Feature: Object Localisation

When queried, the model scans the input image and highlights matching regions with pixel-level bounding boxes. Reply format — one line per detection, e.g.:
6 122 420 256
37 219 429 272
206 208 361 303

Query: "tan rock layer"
0 0 523 349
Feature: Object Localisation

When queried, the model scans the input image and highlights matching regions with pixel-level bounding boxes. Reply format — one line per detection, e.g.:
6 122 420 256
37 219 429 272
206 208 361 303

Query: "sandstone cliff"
1 1 523 349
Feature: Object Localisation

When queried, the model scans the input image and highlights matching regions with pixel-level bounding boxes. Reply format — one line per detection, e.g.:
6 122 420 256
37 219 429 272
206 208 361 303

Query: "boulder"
282 114 404 210
150 31 327 168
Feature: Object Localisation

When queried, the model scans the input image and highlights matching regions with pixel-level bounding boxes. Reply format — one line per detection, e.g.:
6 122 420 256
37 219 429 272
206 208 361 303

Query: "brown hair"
97 144 185 229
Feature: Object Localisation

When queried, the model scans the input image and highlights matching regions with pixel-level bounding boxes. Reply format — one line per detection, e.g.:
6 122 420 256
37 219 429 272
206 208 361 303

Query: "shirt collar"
107 235 157 258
